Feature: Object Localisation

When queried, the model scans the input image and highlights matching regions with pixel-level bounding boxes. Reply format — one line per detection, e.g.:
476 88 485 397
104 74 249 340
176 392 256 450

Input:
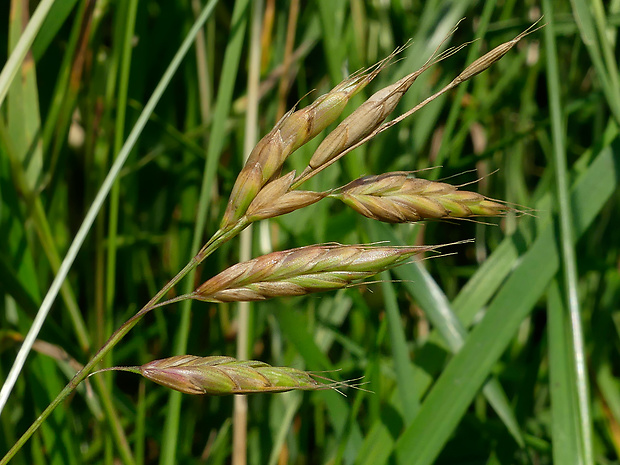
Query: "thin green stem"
104 0 139 419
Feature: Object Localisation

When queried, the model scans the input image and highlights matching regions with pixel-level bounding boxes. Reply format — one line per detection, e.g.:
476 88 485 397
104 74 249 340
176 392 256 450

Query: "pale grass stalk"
234 2 263 465
0 0 55 108
276 0 300 119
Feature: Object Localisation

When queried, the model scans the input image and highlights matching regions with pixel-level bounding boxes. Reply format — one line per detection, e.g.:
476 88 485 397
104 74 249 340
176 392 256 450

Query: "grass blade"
369 221 525 447
380 274 419 423
547 280 584 464
569 0 620 123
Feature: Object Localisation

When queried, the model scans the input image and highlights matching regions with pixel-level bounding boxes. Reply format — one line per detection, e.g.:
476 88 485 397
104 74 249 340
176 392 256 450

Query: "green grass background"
1 0 619 464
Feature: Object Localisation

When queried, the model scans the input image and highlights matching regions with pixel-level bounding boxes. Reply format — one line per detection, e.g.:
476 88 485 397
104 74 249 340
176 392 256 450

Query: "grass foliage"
1 1 620 464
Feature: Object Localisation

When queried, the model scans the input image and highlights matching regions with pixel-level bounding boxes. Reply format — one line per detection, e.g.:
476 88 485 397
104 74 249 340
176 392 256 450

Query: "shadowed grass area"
1 1 619 465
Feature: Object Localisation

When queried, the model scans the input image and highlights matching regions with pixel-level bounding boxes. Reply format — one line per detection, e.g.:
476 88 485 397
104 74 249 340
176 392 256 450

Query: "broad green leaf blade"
29 357 80 465
570 0 620 123
356 423 394 465
31 0 80 60
451 122 619 327
0 252 39 315
0 0 55 108
547 280 584 464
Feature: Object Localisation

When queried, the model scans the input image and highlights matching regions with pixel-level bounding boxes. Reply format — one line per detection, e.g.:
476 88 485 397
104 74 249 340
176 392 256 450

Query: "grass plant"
1 2 619 465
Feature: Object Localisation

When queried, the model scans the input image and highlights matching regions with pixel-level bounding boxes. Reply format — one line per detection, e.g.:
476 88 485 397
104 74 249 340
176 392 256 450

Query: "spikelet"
332 172 505 223
303 74 422 176
136 355 345 395
451 17 544 85
192 243 438 303
295 47 463 185
220 59 393 229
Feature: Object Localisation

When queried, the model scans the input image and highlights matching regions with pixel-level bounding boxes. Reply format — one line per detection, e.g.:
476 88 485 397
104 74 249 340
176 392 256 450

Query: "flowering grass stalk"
0 21 541 465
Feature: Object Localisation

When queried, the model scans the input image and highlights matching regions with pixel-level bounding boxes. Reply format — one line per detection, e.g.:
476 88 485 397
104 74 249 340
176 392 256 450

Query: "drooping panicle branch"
292 38 470 188
292 20 544 187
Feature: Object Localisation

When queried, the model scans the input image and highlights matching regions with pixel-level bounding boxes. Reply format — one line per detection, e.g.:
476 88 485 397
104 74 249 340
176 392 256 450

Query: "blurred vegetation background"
1 0 619 464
